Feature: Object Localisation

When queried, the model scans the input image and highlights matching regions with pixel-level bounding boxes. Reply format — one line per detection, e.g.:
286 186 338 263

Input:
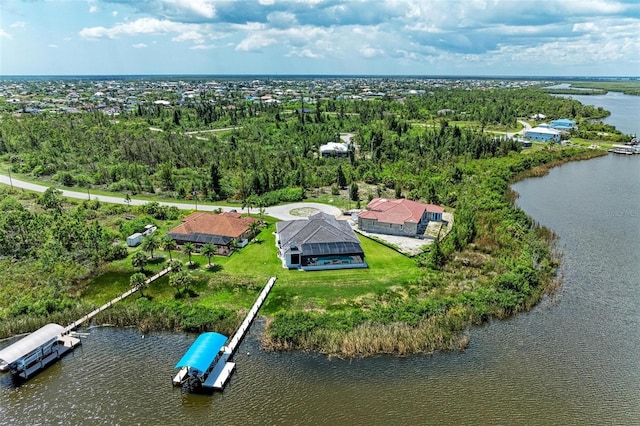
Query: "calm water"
552 90 640 136
2 154 638 425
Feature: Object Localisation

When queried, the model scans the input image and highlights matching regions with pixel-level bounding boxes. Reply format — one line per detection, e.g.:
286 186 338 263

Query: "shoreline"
0 149 607 358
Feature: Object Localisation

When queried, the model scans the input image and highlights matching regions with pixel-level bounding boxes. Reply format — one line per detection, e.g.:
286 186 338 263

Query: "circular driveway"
263 202 342 221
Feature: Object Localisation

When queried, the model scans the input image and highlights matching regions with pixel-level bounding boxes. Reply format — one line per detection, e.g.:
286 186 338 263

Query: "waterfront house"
167 212 258 255
276 212 367 270
524 126 561 142
357 198 444 238
550 118 577 131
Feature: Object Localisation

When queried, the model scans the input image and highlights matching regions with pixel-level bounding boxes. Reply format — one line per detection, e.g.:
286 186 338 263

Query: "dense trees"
0 87 606 208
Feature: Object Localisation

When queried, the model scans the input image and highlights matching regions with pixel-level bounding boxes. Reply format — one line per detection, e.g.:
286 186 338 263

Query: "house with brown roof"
357 198 444 238
166 212 258 256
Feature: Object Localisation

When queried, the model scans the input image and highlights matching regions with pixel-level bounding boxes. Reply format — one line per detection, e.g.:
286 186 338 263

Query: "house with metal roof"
550 118 577 131
524 126 561 142
319 141 349 157
358 198 444 238
276 212 367 270
166 212 258 255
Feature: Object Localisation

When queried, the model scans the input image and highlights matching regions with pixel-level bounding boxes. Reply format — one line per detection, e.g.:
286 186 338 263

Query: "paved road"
506 120 532 138
0 174 341 221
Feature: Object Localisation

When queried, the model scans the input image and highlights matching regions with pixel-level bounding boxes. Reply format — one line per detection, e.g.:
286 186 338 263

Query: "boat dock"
1 266 172 381
173 276 277 391
63 266 172 334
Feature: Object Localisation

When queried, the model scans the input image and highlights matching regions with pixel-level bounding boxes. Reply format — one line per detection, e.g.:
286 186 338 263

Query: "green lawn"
80 223 421 315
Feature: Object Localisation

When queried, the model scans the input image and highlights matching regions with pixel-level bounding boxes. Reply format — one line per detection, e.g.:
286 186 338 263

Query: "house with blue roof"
550 119 577 131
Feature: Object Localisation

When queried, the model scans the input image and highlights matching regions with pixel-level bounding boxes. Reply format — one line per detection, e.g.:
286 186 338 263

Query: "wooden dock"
201 276 277 391
3 266 172 382
63 266 172 334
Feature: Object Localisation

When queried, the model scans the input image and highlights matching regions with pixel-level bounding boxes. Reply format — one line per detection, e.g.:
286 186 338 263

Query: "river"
547 84 640 136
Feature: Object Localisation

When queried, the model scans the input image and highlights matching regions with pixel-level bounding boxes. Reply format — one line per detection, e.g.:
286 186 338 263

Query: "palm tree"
248 220 261 241
161 235 176 261
168 259 182 273
141 234 160 259
131 251 147 272
201 243 216 267
183 242 195 265
129 272 148 297
169 271 183 296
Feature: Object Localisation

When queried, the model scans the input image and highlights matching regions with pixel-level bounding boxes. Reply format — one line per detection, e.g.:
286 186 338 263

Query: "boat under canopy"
0 323 65 371
174 332 228 375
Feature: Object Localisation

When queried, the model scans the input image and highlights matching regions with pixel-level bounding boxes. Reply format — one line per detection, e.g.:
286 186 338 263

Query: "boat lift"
173 276 276 391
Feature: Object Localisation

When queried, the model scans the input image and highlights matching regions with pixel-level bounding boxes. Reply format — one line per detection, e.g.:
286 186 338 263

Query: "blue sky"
1 0 639 76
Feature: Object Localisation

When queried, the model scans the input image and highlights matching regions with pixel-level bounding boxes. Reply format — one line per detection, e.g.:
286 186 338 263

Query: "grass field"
79 221 420 316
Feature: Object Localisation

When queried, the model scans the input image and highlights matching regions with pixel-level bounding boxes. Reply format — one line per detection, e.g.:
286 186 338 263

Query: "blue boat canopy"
174 332 227 373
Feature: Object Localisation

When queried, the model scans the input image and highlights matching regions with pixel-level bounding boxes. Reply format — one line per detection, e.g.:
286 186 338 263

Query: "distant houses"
166 212 258 256
357 198 444 238
276 212 367 270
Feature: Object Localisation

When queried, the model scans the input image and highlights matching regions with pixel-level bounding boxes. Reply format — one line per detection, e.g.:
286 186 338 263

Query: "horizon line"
0 73 638 80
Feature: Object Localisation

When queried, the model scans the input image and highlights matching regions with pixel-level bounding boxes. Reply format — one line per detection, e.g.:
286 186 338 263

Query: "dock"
173 276 277 391
1 266 172 381
63 266 172 334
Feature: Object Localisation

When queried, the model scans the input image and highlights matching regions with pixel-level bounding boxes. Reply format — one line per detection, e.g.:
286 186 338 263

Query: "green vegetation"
0 82 615 357
563 80 640 96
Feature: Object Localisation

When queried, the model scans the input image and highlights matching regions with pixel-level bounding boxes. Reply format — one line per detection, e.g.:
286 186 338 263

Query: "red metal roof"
168 212 257 239
358 198 444 225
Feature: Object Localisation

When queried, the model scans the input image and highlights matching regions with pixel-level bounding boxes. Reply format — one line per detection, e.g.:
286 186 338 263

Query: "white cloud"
0 29 12 39
113 11 118 17
290 48 321 58
360 46 383 58
88 0 98 13
172 30 205 43
48 44 58 48
190 44 216 50
132 43 148 48
160 0 216 19
236 34 277 51
10 21 27 29
79 18 203 40
267 11 298 27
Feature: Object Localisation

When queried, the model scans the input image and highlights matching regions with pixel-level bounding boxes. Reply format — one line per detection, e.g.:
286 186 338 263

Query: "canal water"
2 154 638 425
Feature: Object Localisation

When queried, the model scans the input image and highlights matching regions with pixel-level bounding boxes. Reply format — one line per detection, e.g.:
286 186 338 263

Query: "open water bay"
1 154 638 425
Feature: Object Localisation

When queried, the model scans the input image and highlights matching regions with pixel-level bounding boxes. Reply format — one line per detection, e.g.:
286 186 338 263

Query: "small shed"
126 232 143 247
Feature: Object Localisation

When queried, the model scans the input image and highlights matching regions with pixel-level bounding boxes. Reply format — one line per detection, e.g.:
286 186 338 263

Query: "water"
551 90 640 136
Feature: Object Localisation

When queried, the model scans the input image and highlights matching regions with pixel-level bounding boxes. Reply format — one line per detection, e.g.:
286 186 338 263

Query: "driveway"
0 174 340 221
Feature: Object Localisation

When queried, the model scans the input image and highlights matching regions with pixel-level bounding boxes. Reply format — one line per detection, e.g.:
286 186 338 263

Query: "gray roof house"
275 212 367 271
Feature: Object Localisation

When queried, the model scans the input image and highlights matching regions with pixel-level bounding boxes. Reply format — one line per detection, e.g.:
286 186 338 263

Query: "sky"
0 0 639 76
